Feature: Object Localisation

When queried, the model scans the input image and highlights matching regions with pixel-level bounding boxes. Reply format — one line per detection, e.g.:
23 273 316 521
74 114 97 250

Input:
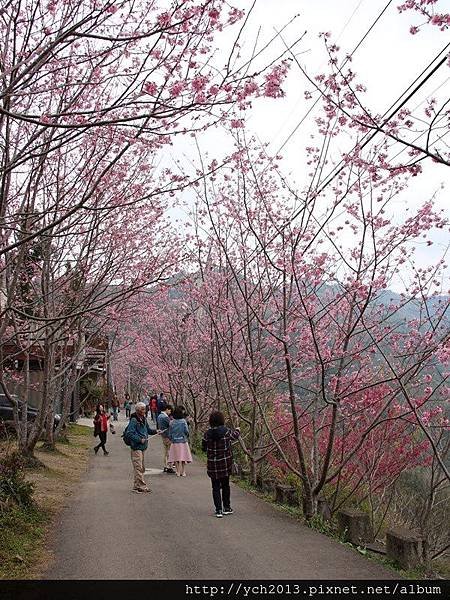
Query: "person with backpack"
202 411 240 518
122 401 159 493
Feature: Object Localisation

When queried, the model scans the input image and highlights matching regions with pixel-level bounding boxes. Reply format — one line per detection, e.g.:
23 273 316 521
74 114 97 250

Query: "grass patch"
365 549 449 580
365 553 423 580
67 423 91 437
0 506 49 579
37 445 67 455
308 513 343 540
0 424 91 579
57 423 92 447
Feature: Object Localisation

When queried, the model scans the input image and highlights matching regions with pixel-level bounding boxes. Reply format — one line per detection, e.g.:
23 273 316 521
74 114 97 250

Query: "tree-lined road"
45 415 395 580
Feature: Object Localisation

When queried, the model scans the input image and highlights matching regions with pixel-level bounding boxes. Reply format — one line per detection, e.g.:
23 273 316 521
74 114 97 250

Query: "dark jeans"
150 410 157 422
112 407 118 421
94 431 107 453
126 408 131 418
211 476 231 512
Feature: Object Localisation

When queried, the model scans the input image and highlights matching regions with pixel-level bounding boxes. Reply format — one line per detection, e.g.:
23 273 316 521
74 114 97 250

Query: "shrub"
190 430 205 456
0 452 35 510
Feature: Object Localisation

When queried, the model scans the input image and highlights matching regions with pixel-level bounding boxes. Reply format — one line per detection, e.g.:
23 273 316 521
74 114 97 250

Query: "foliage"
189 430 205 457
0 420 91 579
0 0 291 457
0 453 35 510
308 514 341 539
389 466 450 562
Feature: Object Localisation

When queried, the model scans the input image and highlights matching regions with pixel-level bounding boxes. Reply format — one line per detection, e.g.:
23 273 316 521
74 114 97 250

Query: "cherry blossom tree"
0 0 295 456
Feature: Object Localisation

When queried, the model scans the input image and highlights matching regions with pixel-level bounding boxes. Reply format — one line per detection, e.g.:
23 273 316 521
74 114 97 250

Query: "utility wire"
224 40 450 279
270 0 367 148
194 7 450 282
312 41 450 198
276 0 395 154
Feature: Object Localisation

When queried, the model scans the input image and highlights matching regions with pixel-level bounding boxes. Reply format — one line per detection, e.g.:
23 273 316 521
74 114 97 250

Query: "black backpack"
122 421 133 446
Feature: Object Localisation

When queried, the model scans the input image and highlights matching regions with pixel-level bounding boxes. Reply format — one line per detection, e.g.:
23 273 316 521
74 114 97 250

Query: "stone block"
255 474 275 491
262 479 277 496
337 509 373 545
231 462 242 476
386 528 424 570
275 484 298 506
317 497 332 521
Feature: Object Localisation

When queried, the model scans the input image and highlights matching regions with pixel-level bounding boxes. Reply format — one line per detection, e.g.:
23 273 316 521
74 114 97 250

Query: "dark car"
0 394 60 429
0 393 38 421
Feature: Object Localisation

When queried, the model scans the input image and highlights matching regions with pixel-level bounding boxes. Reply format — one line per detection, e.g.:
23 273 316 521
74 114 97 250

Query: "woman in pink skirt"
168 405 192 476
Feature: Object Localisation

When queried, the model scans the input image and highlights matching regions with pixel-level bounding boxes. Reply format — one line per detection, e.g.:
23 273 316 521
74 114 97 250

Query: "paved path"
46 414 395 580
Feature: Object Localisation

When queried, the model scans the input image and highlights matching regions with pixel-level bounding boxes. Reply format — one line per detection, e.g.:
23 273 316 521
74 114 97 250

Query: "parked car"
0 393 38 421
0 394 60 429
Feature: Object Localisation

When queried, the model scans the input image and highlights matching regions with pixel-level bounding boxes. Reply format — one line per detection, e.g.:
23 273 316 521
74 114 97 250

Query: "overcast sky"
171 0 450 292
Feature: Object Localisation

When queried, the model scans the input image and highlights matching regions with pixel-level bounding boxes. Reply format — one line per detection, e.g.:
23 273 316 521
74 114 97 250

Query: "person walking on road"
111 395 120 421
156 392 167 417
150 395 158 422
93 404 110 456
202 411 240 518
168 405 192 477
127 402 158 493
142 394 150 419
157 405 175 473
124 395 133 419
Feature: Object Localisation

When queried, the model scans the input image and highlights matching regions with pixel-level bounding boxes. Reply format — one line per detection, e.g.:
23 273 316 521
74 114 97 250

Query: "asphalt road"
45 414 395 580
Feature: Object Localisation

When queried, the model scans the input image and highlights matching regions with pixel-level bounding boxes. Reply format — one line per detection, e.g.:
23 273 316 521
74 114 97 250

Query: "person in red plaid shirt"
202 411 240 518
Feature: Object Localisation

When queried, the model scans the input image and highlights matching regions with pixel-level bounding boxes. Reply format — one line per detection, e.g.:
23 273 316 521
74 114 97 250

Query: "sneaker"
94 447 99 455
103 451 109 455
223 507 234 515
215 510 223 518
133 488 151 493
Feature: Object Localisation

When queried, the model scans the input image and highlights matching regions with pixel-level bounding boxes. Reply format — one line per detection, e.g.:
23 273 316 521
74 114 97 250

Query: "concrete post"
337 509 373 545
386 528 424 570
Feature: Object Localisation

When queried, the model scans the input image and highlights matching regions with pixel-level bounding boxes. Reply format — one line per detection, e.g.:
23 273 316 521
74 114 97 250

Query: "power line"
270 0 367 148
312 41 450 197
337 0 367 41
221 40 450 281
275 0 395 154
373 75 450 164
194 9 450 284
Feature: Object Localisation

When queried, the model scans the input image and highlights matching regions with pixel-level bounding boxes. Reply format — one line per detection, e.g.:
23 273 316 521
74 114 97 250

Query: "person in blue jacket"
128 402 159 493
168 405 192 477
